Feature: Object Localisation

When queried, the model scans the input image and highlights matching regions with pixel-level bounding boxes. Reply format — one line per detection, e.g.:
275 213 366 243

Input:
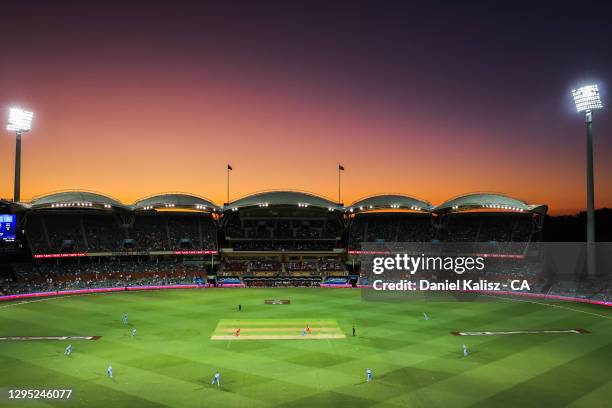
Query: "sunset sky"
1 1 611 214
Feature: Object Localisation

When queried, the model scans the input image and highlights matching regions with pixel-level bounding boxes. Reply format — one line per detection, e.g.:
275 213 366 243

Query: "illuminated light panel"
7 107 34 132
571 84 603 112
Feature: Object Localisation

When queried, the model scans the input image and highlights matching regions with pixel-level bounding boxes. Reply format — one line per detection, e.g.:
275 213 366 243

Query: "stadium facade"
1 190 546 259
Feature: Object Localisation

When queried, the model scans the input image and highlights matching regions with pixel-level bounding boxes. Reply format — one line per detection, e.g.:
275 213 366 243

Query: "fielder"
423 312 429 321
107 364 113 378
64 344 72 356
366 368 372 382
211 371 221 386
463 344 469 357
123 313 129 325
131 328 137 337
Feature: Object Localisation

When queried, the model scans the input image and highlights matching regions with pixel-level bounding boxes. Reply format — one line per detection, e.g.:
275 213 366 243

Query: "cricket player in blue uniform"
123 313 129 325
366 368 372 382
211 371 221 386
64 344 72 356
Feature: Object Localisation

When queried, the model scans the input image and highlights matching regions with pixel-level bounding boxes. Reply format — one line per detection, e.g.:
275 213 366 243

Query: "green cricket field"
0 288 610 407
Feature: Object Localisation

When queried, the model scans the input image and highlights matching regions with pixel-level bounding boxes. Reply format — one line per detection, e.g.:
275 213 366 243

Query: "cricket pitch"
210 319 346 340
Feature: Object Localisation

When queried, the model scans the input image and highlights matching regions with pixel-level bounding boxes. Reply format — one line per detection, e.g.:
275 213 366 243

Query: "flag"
227 164 233 170
339 164 345 171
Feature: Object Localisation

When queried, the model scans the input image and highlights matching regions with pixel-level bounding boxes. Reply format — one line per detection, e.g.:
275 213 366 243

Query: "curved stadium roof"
23 190 547 214
351 194 432 212
133 193 219 211
227 190 340 210
30 191 124 209
434 193 547 214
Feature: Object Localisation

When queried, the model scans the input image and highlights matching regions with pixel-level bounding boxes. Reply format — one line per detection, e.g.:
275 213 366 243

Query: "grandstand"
218 191 346 285
436 193 546 243
347 194 434 251
1 189 550 292
221 191 344 251
132 193 219 252
22 191 219 256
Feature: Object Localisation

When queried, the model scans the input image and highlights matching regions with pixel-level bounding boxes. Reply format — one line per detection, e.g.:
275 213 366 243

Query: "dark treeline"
544 208 612 241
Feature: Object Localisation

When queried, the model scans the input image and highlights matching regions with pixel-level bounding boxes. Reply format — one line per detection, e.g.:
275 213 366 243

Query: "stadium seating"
348 214 432 250
24 212 218 254
3 261 205 295
441 214 533 242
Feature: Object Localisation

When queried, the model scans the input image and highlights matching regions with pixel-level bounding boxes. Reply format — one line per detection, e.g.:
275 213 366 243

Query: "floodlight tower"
571 84 604 277
6 107 34 203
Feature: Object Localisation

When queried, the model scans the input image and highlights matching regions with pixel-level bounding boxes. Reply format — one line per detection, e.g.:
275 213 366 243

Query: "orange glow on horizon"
1 59 610 217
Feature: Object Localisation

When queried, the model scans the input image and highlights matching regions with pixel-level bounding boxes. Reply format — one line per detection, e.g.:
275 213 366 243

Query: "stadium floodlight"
571 85 603 113
7 107 34 202
571 83 604 276
7 107 34 132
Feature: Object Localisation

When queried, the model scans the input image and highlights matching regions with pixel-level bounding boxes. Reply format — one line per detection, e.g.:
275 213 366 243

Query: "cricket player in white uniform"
423 312 429 321
64 344 72 355
211 371 221 386
123 313 129 325
131 328 137 337
463 344 469 357
107 364 113 378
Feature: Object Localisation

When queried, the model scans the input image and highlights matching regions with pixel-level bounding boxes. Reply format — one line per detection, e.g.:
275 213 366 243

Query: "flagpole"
226 166 230 204
338 165 341 204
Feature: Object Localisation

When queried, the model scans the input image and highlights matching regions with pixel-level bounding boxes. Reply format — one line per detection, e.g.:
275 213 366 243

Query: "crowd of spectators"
2 257 609 302
542 278 612 302
231 240 337 251
225 215 342 240
285 261 318 271
2 261 205 295
131 215 167 251
222 260 249 272
24 213 218 254
348 214 534 250
247 260 281 271
84 214 125 252
221 259 346 275
25 214 53 253
318 259 346 272
43 214 86 253
349 215 432 250
442 214 533 242
243 277 321 287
